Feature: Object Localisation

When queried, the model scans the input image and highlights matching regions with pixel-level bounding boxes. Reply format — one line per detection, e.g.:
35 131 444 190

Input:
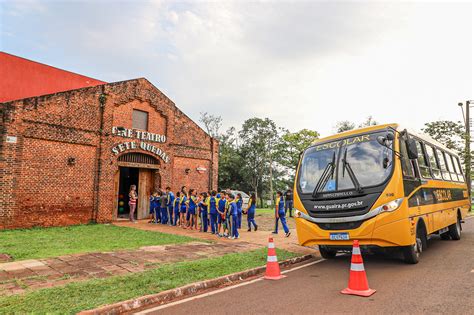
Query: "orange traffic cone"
341 240 376 297
264 237 286 280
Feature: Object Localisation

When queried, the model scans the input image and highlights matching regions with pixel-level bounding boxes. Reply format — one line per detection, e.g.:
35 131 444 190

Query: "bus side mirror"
377 132 395 147
407 139 418 160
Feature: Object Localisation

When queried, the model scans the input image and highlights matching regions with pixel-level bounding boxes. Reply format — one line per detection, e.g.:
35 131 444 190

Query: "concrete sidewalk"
114 218 315 256
0 241 261 296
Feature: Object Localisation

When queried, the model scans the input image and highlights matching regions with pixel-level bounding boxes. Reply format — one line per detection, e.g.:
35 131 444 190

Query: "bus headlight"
294 209 303 218
379 198 404 213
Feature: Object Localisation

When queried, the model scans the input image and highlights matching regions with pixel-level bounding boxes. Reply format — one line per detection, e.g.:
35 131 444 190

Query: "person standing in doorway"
285 188 293 217
245 193 258 231
128 185 138 223
273 191 291 237
166 187 175 226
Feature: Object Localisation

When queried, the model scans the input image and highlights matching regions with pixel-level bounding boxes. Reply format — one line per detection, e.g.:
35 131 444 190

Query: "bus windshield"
298 131 393 195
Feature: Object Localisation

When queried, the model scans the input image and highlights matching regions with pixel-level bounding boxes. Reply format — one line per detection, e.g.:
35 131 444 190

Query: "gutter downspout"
92 88 107 222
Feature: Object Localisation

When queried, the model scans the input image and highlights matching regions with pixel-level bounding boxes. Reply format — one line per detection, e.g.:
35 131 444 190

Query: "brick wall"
0 78 219 229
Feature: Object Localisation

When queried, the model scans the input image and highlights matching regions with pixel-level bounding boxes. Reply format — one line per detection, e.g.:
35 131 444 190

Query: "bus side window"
444 153 457 182
416 141 431 179
435 149 451 181
426 145 442 180
453 155 465 182
399 139 416 178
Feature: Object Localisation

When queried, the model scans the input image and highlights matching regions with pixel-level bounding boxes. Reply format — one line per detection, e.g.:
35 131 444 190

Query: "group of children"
140 185 291 239
147 187 260 239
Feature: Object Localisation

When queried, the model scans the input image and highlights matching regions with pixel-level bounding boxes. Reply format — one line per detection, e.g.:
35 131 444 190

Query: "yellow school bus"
294 123 470 263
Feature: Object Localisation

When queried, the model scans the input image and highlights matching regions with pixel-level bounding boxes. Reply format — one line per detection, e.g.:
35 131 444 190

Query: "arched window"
118 153 160 168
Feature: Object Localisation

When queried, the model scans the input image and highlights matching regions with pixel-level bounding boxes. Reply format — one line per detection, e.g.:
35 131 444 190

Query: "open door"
137 169 153 219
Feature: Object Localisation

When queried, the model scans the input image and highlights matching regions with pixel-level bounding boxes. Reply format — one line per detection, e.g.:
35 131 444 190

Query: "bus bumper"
294 213 414 248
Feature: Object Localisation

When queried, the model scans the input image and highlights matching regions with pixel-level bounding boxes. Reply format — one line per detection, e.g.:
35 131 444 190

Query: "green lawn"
0 224 195 261
256 208 275 215
0 248 299 314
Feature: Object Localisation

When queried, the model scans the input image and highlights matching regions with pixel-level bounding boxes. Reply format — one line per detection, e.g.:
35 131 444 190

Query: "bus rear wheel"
318 246 337 259
448 215 462 240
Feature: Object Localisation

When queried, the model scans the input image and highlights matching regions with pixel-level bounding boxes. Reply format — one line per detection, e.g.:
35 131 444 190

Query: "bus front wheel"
318 246 337 259
402 227 426 264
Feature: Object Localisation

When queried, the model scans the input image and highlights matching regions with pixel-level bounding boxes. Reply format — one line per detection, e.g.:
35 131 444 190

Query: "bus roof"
312 123 459 157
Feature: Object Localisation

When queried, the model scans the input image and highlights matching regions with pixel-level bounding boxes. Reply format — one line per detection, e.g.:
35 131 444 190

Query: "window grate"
118 153 159 165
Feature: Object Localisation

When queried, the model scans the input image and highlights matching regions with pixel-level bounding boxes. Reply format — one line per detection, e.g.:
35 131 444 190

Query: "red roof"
0 52 106 103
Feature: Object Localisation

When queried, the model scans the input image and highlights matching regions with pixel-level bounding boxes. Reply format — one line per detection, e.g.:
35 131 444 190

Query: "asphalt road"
140 218 474 315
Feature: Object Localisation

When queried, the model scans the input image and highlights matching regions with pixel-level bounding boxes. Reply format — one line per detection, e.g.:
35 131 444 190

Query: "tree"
199 112 222 138
334 121 355 133
358 116 378 128
279 129 319 172
217 127 246 191
422 120 466 159
239 118 280 206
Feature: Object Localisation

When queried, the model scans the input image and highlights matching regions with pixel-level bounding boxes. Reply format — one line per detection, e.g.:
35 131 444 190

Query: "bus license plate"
330 233 349 240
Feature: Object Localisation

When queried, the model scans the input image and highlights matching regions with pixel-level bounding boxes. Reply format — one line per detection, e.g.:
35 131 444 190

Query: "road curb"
79 254 314 315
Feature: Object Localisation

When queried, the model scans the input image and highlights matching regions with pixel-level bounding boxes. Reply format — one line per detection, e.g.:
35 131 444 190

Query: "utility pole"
466 101 471 200
461 101 472 206
467 101 472 207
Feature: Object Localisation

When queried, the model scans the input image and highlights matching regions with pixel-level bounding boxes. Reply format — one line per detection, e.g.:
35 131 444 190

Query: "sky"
1 0 473 137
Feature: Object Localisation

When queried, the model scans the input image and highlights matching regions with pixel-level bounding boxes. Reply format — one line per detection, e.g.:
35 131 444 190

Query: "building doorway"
114 153 160 220
117 167 139 219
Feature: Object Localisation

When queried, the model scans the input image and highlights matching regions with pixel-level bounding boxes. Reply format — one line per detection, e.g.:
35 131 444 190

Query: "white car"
230 190 250 210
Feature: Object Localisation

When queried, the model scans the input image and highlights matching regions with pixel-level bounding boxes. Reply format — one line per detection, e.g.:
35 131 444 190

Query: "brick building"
0 54 219 229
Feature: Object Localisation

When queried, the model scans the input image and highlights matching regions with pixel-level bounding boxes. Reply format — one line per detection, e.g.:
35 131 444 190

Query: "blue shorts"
188 208 196 215
180 207 187 214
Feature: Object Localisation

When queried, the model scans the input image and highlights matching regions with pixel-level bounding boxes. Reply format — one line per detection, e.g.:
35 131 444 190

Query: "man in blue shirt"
166 187 175 226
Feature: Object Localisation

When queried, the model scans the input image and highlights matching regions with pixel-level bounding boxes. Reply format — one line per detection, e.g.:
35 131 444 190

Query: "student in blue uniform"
273 191 290 237
180 188 188 228
224 196 231 237
173 192 181 226
160 190 168 224
227 194 239 239
166 187 175 226
245 193 258 231
217 192 227 237
155 192 161 223
207 190 218 234
198 192 209 232
236 193 243 229
187 189 197 230
149 191 158 223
